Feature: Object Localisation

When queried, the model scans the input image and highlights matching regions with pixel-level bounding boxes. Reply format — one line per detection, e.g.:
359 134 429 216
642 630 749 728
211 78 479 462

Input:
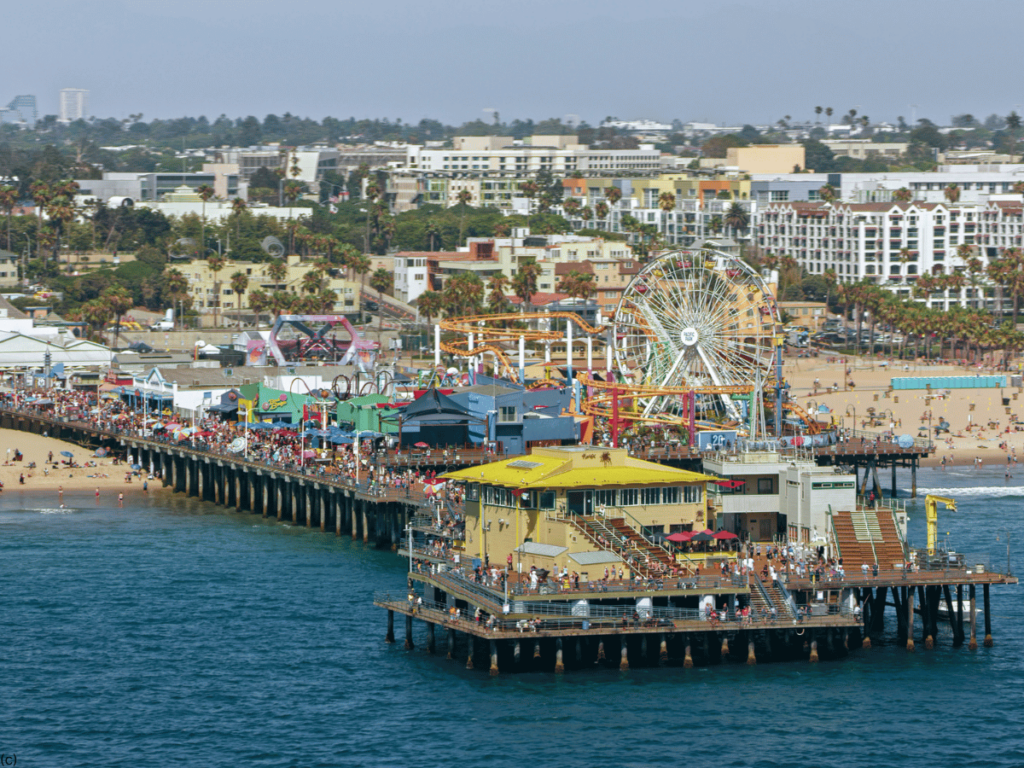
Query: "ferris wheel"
613 248 780 420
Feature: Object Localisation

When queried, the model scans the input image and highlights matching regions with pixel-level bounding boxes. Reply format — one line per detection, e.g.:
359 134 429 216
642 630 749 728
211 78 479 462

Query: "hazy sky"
7 0 1023 127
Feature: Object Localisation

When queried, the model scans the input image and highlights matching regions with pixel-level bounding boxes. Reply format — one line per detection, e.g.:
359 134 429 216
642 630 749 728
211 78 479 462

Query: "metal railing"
774 579 797 618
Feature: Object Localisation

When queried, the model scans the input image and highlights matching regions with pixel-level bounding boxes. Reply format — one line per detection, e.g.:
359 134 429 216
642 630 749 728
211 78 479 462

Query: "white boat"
937 598 983 623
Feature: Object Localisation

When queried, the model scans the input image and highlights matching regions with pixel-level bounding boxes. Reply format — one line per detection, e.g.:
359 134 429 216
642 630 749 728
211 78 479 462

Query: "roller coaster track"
576 373 755 429
782 400 823 435
439 311 610 341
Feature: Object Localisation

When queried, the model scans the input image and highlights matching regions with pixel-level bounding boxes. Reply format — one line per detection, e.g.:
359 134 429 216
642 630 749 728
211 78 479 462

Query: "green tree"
511 260 541 311
102 284 133 346
207 254 225 327
369 266 394 338
456 188 472 245
230 270 248 328
417 290 443 326
0 186 17 252
267 258 288 288
197 184 215 256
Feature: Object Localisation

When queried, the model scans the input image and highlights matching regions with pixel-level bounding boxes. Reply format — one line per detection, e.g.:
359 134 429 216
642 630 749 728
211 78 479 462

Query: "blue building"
449 377 578 455
0 95 37 126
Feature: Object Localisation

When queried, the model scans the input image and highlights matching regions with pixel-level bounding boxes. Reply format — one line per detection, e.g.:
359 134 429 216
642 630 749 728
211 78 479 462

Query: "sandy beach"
0 429 158 495
784 354 1023 468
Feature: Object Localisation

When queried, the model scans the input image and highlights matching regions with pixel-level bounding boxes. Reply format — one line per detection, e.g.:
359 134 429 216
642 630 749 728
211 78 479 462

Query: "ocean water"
1 468 1022 768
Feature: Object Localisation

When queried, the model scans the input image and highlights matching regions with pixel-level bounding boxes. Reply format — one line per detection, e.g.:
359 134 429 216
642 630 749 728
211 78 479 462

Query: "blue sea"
1 467 1022 768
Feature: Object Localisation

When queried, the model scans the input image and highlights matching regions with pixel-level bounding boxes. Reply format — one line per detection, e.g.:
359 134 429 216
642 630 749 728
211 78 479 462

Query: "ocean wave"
914 486 1024 498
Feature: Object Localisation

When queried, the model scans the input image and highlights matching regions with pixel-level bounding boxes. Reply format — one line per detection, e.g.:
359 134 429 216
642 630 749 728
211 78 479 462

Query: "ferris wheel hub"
680 327 699 347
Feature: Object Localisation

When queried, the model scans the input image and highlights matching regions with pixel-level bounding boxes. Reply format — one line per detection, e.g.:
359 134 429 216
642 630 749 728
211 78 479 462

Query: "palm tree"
580 206 593 226
511 260 541 311
964 255 984 309
266 258 288 289
45 196 75 265
230 271 248 328
818 184 838 204
301 269 325 295
724 203 749 238
456 189 472 245
562 198 581 220
247 288 270 327
81 299 113 340
487 274 510 311
425 220 442 251
944 183 961 205
231 197 247 242
349 252 371 288
814 105 823 123
370 267 394 338
417 290 443 326
30 181 52 265
207 254 226 327
520 180 539 231
0 186 16 252
604 186 622 206
196 184 215 257
595 201 609 225
892 187 913 203
657 192 676 241
102 284 133 347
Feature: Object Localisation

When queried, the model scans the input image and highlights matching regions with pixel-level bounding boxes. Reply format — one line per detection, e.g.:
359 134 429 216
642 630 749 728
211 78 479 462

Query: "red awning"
666 531 694 543
713 530 739 540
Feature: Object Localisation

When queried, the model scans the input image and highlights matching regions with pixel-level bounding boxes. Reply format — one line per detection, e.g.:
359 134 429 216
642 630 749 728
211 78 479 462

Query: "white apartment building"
393 253 431 304
757 200 1024 309
59 89 88 122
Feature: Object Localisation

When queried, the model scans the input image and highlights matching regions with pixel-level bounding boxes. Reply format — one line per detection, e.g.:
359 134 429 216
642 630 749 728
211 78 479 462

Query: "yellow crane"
925 495 956 556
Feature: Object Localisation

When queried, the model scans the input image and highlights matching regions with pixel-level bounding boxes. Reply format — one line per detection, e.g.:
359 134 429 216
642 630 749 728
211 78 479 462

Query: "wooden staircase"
831 508 907 570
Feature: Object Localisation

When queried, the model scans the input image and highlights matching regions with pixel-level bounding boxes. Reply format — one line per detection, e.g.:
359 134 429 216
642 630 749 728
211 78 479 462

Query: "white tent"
0 332 113 370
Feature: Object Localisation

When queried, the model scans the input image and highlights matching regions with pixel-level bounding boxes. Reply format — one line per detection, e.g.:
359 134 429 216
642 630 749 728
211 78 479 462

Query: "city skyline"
4 0 1024 126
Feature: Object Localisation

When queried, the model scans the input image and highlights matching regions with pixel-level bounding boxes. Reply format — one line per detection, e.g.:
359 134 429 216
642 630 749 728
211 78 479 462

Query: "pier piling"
969 585 978 650
447 628 456 660
809 638 819 663
747 640 756 666
619 641 629 671
386 610 395 644
906 588 916 651
490 640 499 677
684 642 693 668
597 641 605 662
983 584 993 647
659 635 668 666
404 614 414 650
555 638 565 674
426 623 435 654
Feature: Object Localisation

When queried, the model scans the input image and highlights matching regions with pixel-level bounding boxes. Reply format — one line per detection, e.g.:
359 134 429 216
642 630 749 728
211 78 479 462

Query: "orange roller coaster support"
782 400 823 435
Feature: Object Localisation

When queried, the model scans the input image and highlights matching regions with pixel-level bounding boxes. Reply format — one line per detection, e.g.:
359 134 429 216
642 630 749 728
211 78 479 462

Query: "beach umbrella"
165 422 181 430
666 531 693 543
414 442 429 448
691 531 715 542
131 463 142 470
302 450 317 459
60 450 74 458
94 448 107 458
712 530 738 540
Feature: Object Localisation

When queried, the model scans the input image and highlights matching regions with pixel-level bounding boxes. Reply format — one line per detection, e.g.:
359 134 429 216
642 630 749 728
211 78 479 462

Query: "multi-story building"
756 199 1024 309
385 135 664 213
0 95 36 126
393 234 636 309
75 171 241 204
214 147 340 184
59 88 88 122
180 255 361 321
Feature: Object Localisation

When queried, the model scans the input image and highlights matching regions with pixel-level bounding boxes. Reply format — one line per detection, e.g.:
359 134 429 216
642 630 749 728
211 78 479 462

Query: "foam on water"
914 486 1024 498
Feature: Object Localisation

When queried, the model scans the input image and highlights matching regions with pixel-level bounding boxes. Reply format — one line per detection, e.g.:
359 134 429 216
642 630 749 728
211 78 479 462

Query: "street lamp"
846 405 857 432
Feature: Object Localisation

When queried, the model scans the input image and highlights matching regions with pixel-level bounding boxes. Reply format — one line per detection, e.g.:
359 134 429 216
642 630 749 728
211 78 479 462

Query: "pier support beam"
911 457 917 498
969 585 978 650
619 640 629 672
404 614 414 650
447 628 456 660
659 634 668 666
809 637 819 663
426 622 435 654
533 641 541 660
597 641 605 662
906 588 916 651
335 492 342 536
386 610 395 643
262 478 269 519
720 635 729 659
983 584 993 647
490 639 499 677
945 585 962 647
514 641 521 665
555 638 564 674
466 636 474 670
684 640 693 669
747 639 757 666
305 486 313 528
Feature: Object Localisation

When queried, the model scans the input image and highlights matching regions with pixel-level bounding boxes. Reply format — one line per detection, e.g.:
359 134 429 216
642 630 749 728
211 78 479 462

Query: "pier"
0 407 429 549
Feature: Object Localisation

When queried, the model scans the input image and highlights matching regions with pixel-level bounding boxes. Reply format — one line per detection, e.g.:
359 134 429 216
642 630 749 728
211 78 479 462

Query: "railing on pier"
774 579 797 618
751 574 776 613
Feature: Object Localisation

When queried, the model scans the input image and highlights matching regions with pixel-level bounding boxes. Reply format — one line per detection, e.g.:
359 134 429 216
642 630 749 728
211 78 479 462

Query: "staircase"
762 578 796 618
360 285 416 321
605 517 676 575
832 508 907 570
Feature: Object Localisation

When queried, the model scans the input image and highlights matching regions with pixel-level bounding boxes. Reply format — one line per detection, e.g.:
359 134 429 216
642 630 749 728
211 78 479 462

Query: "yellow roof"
442 449 713 489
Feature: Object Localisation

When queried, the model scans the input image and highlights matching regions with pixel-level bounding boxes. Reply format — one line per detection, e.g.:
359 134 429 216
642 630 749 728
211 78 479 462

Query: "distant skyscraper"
59 88 89 122
0 94 37 125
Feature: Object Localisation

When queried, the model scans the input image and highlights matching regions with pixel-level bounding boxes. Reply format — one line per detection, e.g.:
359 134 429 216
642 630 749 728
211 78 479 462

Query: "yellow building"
181 254 361 320
725 145 806 174
443 447 713 575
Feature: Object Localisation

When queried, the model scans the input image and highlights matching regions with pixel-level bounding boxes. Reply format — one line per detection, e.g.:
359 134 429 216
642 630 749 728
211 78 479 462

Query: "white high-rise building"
59 89 88 122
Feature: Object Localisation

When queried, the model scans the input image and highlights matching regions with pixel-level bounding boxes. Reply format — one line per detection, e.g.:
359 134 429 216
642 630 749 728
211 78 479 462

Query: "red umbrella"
414 442 429 448
713 530 738 540
666 531 693 543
